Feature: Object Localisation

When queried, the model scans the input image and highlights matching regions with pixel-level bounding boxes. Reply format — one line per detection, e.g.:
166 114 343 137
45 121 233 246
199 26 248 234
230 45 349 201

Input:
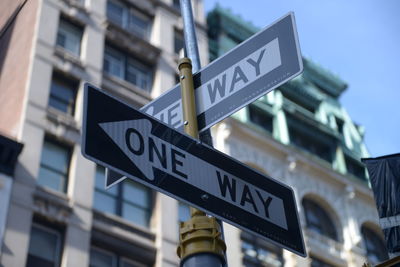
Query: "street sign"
107 12 302 191
82 84 306 257
142 12 302 132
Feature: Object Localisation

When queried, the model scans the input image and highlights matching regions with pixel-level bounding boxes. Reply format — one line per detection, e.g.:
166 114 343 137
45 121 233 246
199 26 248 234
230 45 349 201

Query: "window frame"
174 29 184 55
93 166 153 228
103 45 153 92
287 114 336 163
37 138 72 193
106 0 151 40
90 246 118 267
48 73 79 116
90 246 148 267
27 223 63 267
241 232 284 267
361 226 389 264
302 198 338 241
345 154 367 181
248 104 274 134
56 17 84 57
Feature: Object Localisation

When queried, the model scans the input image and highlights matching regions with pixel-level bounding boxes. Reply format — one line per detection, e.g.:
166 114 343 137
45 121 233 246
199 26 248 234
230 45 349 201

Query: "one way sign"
82 84 306 257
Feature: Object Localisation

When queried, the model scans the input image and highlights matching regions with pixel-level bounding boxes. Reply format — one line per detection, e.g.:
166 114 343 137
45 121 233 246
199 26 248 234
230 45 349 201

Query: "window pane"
90 248 116 267
361 226 388 264
104 47 125 78
94 191 118 214
107 0 125 27
49 76 76 115
248 105 273 133
303 199 338 240
56 19 83 56
173 0 180 9
122 203 149 227
126 59 151 91
123 180 149 208
174 31 184 55
27 225 61 267
128 11 150 39
28 226 59 262
41 141 70 172
38 167 66 192
38 140 70 192
178 202 190 222
241 234 284 267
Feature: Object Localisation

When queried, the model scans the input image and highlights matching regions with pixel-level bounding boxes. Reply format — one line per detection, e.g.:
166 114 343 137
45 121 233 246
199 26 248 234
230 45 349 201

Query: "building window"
26 224 63 267
178 202 190 223
37 138 71 193
104 45 153 92
281 90 316 114
90 247 146 267
241 232 283 267
93 166 152 227
174 30 184 55
310 256 335 267
248 104 273 133
56 17 83 56
361 226 389 264
335 117 344 135
287 116 335 163
302 198 338 241
48 73 78 115
173 0 180 10
106 0 151 40
345 155 367 181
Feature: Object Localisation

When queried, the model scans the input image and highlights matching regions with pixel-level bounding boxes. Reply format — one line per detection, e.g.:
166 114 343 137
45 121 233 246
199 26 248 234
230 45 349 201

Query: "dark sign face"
82 84 306 257
141 12 302 132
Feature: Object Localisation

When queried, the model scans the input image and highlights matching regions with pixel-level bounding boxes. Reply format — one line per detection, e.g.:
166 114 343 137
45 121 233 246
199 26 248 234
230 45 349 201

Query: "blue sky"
204 0 400 157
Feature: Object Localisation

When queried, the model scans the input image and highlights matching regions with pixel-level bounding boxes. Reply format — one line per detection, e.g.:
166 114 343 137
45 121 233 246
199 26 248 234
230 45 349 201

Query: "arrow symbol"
99 119 188 182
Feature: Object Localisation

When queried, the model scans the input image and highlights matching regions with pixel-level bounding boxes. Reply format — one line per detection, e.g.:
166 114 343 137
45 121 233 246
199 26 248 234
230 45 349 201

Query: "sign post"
178 0 226 266
81 83 306 257
176 58 226 267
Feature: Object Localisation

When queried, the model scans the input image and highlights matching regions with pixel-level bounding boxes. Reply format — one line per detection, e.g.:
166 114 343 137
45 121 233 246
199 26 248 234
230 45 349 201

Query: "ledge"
92 210 156 265
105 21 161 65
46 107 80 132
306 229 347 266
54 46 85 70
102 74 152 107
32 186 73 223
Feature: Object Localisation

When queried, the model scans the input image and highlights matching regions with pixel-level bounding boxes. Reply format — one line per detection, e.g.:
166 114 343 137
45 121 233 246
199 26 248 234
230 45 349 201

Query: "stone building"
0 0 207 266
207 5 389 267
0 0 389 267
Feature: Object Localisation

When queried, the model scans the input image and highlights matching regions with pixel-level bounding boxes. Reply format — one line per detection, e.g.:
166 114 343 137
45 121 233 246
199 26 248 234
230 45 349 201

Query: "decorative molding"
32 186 73 224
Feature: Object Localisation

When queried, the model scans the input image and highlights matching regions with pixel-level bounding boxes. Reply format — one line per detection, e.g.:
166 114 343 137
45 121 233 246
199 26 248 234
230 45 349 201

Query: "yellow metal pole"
176 58 226 266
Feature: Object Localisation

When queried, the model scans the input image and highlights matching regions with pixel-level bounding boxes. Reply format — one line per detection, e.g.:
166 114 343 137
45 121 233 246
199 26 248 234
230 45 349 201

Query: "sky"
203 0 400 158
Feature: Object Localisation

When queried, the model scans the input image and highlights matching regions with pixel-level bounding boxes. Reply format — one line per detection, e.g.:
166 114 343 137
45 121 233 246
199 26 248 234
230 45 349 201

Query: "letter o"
125 128 144 155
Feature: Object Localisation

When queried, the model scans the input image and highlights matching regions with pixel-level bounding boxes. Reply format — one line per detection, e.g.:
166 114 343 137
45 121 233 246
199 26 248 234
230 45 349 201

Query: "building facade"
207 5 389 267
0 1 389 267
0 0 208 266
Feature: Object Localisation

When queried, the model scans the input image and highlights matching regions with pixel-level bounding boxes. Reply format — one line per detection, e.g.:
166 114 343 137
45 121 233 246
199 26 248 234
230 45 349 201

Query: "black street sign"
82 84 306 257
142 12 302 132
